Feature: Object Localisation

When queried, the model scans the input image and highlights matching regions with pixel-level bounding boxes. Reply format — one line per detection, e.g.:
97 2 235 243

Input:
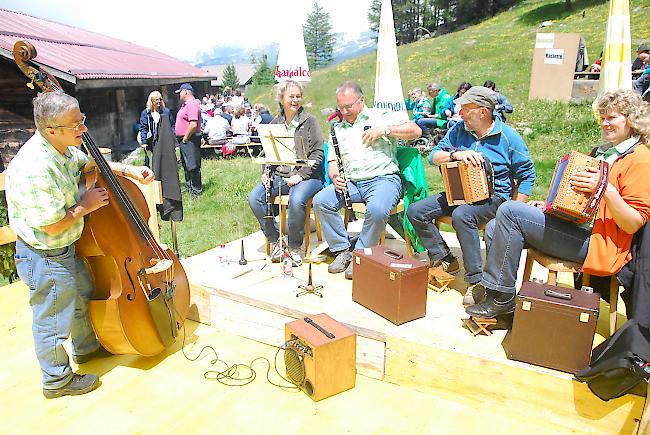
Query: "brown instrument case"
508 281 600 373
352 246 428 325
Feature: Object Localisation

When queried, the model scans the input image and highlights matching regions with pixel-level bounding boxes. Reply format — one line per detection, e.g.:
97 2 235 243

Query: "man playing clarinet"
313 81 421 279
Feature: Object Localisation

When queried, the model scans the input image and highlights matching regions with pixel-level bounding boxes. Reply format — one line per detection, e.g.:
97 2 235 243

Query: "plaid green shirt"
6 131 89 249
328 106 404 181
593 136 639 165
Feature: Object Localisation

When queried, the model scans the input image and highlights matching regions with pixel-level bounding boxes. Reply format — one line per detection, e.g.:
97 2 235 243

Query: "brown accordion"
441 160 494 205
543 151 609 224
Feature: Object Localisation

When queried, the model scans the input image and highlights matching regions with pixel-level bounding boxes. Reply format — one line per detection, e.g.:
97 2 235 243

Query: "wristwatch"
450 151 456 161
384 127 391 136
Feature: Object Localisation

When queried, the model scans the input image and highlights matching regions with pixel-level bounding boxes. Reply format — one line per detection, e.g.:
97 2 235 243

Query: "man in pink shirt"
174 83 202 196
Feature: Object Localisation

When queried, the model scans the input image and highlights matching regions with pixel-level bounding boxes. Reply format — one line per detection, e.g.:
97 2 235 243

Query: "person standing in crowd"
230 89 245 109
483 80 513 122
466 90 650 318
138 91 174 168
407 86 535 304
313 81 421 279
6 92 153 399
247 80 324 266
174 83 203 197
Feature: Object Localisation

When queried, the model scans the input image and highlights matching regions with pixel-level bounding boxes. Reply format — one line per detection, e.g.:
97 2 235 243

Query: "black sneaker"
43 373 99 399
432 256 460 275
73 345 113 364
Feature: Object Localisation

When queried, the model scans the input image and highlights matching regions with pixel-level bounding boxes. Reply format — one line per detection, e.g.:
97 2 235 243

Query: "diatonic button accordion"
441 159 494 205
543 151 609 224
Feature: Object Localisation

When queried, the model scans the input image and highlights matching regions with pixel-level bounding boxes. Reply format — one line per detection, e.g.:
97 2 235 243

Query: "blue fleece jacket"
430 117 535 200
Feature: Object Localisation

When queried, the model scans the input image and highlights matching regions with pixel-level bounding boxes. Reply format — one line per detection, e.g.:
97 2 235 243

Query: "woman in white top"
231 106 252 137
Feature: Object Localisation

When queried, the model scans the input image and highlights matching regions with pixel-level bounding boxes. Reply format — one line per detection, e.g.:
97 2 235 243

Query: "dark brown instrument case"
508 281 600 373
351 246 428 325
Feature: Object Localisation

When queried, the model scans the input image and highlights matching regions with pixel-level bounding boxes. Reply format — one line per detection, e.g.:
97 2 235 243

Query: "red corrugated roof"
0 8 212 81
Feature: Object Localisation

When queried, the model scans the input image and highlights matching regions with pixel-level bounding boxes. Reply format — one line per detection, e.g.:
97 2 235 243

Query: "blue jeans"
407 192 504 284
415 117 441 136
15 239 99 389
481 201 591 294
248 177 323 248
313 174 402 252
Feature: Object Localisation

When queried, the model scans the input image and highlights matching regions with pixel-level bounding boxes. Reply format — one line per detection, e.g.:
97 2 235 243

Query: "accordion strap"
482 157 495 197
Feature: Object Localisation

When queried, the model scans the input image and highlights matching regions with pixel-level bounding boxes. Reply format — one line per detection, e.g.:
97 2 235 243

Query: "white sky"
0 0 374 61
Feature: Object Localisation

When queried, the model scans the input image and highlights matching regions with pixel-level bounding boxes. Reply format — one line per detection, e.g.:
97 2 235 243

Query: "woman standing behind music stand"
247 80 324 266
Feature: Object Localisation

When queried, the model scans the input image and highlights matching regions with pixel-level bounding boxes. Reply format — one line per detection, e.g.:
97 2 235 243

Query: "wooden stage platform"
182 221 647 434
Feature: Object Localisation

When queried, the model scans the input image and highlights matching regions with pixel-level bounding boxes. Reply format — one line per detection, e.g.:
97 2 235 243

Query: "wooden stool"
428 268 455 292
522 247 621 336
264 196 322 260
344 199 413 256
463 317 497 336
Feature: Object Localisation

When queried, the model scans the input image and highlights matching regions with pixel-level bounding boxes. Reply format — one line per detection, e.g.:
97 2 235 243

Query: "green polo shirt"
6 131 89 249
328 106 405 181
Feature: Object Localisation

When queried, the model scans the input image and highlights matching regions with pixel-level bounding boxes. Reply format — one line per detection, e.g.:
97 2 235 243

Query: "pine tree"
303 2 335 69
252 54 276 85
222 64 240 90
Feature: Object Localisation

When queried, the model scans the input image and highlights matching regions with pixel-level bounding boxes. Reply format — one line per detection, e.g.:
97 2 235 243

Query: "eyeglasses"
337 97 362 112
52 115 87 132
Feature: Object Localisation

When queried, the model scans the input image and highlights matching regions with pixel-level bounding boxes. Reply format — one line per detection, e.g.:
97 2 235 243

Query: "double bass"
13 40 190 356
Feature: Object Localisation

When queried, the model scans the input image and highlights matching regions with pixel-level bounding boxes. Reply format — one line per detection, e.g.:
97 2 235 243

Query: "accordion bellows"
441 160 492 205
543 151 609 224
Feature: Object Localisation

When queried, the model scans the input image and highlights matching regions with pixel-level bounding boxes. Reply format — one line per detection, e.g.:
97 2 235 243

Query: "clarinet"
263 165 273 219
330 123 356 222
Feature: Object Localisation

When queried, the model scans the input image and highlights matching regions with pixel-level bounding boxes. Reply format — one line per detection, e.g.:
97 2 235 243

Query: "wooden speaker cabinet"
284 313 356 401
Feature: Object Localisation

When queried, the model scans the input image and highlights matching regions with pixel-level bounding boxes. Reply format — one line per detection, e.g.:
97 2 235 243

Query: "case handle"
383 249 403 260
544 289 572 300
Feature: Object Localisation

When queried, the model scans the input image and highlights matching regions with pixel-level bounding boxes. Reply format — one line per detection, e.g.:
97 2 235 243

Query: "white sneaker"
289 248 303 267
270 236 288 263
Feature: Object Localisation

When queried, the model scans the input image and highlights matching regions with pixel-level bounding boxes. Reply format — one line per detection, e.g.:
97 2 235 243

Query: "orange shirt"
583 143 650 276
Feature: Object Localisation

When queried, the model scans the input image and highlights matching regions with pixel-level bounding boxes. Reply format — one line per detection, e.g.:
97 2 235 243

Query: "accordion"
543 151 609 224
441 159 494 205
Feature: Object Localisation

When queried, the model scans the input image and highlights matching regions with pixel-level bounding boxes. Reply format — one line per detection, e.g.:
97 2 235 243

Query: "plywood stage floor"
1 222 648 434
182 221 648 434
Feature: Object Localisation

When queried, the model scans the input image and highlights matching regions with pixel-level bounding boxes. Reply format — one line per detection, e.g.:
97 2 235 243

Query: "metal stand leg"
296 264 323 298
171 220 179 257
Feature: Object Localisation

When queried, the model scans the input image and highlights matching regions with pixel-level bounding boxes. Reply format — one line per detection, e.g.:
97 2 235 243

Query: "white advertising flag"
275 19 311 82
373 0 408 121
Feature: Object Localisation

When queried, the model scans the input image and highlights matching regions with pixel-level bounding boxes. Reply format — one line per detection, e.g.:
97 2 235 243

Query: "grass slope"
164 0 650 257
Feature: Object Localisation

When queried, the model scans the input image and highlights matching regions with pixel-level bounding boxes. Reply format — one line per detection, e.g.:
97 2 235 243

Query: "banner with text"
275 19 311 82
373 0 408 121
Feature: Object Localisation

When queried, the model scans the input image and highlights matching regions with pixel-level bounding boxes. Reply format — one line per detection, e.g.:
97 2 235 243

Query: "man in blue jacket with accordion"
407 86 535 305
